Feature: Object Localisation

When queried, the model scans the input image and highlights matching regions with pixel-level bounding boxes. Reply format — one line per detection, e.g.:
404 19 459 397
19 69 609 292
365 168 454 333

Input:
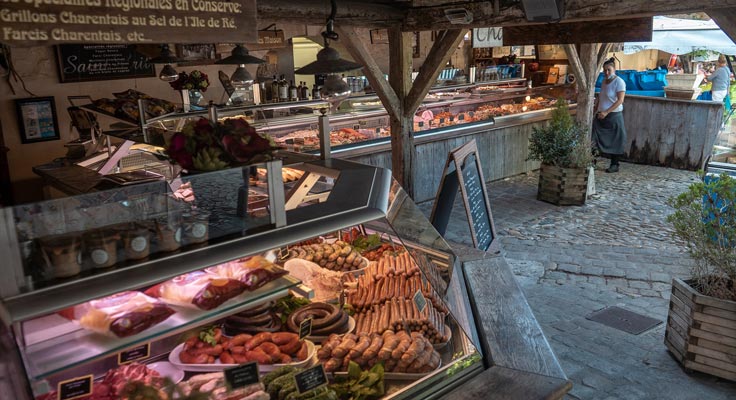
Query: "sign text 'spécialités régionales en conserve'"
0 0 256 45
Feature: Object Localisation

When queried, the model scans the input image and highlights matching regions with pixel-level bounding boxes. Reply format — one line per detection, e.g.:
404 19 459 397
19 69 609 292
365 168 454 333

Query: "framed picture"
176 44 216 62
15 97 60 144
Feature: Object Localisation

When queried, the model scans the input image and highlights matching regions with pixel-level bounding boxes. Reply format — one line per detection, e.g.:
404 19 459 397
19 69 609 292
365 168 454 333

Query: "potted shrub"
665 173 736 381
528 99 593 206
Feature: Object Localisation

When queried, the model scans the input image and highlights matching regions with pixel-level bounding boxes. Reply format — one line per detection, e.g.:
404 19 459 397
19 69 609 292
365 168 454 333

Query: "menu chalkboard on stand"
430 140 498 252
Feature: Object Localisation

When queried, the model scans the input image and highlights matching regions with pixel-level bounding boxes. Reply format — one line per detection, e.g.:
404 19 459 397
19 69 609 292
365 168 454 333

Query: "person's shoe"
605 164 619 173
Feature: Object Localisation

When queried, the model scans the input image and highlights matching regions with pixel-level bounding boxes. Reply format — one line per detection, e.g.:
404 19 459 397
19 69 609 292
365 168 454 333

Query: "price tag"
225 362 260 390
359 120 368 127
294 364 328 394
439 117 445 124
413 289 427 314
299 317 313 340
58 375 93 400
469 111 475 118
353 124 361 130
459 114 465 121
118 343 150 365
279 247 291 261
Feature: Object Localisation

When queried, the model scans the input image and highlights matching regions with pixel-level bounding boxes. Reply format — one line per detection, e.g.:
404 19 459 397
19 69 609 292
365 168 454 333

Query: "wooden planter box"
665 278 736 381
537 164 589 206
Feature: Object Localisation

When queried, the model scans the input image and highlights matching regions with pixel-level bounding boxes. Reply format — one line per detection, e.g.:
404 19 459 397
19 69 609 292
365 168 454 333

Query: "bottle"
278 75 289 102
300 82 309 101
270 75 279 103
288 80 298 102
312 84 321 100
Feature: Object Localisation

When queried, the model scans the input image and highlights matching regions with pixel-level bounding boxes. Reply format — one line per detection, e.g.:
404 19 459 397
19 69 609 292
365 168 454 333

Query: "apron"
592 111 626 155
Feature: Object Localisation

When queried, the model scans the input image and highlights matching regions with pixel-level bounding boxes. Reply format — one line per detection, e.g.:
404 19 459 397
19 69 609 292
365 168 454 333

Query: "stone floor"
420 162 736 400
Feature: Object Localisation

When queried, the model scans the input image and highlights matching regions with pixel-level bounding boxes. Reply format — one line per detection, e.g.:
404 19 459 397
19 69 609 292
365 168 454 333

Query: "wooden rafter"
337 27 401 120
706 7 736 45
257 0 404 26
405 29 466 115
563 44 588 91
389 27 416 196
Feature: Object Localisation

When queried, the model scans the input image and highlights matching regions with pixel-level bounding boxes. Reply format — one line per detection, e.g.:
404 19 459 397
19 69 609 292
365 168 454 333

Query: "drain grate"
586 306 662 335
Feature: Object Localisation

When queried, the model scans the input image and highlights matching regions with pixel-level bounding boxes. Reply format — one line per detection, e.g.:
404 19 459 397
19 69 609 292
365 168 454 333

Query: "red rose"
167 132 194 169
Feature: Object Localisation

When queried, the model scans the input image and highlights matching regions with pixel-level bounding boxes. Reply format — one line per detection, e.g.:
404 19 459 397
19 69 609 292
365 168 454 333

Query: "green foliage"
667 173 736 301
527 99 593 168
330 361 385 400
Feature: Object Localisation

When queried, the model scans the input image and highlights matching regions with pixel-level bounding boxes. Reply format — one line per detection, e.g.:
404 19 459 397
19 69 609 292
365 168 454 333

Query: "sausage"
349 334 372 359
332 337 356 358
230 345 245 354
179 350 209 364
271 332 298 345
296 341 309 361
363 334 384 359
232 352 250 364
278 337 302 355
245 348 273 364
245 332 272 350
324 357 342 372
257 342 282 362
277 353 292 364
225 333 252 350
220 350 235 365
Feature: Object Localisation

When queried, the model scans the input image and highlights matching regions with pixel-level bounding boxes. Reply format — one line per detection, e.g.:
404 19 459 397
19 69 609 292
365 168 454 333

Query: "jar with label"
84 229 118 269
39 234 82 278
182 211 210 246
154 213 183 253
122 224 151 260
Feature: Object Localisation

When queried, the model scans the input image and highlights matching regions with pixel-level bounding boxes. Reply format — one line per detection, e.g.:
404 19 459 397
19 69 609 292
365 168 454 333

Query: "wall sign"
56 44 155 83
245 30 286 51
472 27 503 48
1 0 257 46
431 140 498 252
370 29 389 45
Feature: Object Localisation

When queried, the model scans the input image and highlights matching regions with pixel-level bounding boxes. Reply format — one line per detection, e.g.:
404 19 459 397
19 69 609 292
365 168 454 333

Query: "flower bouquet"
166 117 280 172
169 70 210 92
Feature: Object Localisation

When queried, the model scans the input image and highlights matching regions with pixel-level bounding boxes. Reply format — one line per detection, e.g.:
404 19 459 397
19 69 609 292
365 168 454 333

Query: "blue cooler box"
636 70 668 90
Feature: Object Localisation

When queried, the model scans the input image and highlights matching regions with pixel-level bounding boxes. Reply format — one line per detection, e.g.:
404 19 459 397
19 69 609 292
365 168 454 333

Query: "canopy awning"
624 16 736 55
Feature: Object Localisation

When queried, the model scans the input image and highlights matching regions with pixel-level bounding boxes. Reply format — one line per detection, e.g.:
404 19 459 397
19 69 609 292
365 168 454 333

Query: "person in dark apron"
593 58 627 173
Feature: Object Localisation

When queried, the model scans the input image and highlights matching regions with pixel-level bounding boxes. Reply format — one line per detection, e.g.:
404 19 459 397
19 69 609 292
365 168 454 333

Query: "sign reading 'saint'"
0 0 257 46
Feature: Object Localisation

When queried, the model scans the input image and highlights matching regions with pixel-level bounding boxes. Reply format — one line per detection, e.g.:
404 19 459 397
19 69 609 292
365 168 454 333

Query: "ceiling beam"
503 18 652 45
706 7 736 46
257 0 405 27
404 0 736 31
405 29 466 115
337 26 401 120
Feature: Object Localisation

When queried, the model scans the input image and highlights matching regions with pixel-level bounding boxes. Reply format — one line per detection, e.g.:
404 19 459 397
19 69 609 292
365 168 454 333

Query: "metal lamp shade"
159 64 179 82
294 46 362 75
216 45 265 65
149 45 180 64
231 65 254 87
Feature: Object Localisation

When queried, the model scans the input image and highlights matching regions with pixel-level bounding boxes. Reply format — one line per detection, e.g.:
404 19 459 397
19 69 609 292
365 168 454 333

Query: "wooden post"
389 27 415 197
707 7 736 45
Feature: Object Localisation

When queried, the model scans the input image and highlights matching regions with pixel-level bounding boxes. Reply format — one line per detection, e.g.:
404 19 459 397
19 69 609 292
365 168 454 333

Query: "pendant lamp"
215 44 264 88
149 44 181 82
294 0 363 110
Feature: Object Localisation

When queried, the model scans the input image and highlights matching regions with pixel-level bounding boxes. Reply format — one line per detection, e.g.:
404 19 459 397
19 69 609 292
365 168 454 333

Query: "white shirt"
598 75 626 113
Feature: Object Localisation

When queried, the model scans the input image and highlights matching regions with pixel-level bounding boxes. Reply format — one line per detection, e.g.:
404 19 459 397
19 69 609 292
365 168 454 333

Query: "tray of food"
169 328 315 373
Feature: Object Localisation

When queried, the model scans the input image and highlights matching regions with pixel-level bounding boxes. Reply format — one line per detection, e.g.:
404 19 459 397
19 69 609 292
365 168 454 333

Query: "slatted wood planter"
536 164 589 206
665 278 736 381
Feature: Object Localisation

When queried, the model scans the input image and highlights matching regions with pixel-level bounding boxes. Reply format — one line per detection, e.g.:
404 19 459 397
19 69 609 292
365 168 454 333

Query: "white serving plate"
147 361 185 384
168 340 315 373
306 316 356 343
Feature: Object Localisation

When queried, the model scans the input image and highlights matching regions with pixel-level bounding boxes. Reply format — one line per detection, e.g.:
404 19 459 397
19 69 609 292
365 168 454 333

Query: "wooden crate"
536 164 589 206
665 278 736 381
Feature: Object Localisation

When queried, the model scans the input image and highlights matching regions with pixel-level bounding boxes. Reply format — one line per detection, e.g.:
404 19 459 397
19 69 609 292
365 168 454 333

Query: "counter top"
33 162 102 196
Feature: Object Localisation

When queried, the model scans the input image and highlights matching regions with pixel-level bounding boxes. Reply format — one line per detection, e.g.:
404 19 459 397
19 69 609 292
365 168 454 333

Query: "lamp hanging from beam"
294 0 363 111
149 44 180 82
216 44 264 88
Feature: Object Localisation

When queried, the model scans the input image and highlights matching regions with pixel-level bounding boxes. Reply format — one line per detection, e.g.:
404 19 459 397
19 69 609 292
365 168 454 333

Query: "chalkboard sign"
294 364 328 394
118 343 150 365
299 317 313 340
55 44 155 83
430 140 498 252
58 375 93 400
225 362 260 390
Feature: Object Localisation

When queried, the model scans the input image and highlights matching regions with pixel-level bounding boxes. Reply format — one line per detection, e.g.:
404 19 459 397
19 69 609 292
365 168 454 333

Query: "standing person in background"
593 57 627 173
709 55 731 103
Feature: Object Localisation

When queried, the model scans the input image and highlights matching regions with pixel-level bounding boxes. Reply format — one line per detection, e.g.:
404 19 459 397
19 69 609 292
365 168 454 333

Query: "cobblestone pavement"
420 162 736 400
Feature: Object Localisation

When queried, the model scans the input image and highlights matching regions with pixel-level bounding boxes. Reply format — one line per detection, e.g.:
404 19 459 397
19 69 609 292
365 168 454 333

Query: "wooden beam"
563 44 587 91
404 1 736 31
503 18 652 45
257 0 404 27
405 29 465 115
337 27 401 120
389 27 415 197
597 43 614 68
707 7 736 46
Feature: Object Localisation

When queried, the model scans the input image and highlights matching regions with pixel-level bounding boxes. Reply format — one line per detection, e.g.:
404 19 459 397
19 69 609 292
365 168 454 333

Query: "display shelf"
22 275 301 380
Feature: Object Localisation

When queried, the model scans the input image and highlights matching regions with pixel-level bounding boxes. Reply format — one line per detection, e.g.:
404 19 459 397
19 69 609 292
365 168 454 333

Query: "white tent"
624 16 736 55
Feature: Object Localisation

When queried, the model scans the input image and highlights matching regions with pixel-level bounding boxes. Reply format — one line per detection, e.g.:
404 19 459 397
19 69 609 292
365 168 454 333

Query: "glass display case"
1 158 482 400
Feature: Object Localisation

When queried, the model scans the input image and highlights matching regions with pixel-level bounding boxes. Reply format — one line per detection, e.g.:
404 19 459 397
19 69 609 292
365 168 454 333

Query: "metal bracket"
266 159 287 227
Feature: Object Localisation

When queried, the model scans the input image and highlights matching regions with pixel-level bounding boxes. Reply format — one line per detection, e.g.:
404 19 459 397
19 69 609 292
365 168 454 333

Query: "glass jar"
121 223 151 260
39 234 82 278
154 213 183 253
84 229 118 269
182 211 210 246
